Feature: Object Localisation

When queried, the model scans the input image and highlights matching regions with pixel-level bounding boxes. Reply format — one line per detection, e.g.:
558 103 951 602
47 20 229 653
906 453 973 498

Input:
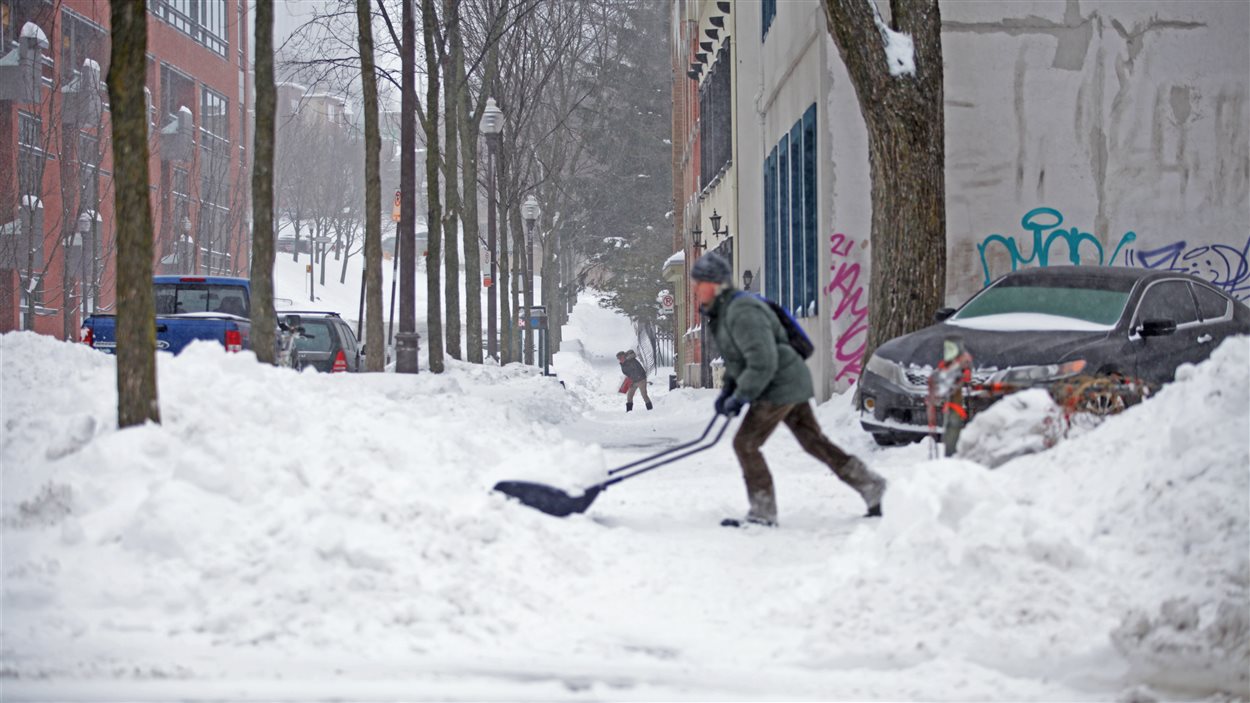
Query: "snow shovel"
494 414 733 517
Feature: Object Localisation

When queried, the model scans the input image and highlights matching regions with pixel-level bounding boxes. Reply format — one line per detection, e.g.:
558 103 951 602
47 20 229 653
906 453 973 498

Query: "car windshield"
954 279 1132 326
155 283 249 315
294 320 334 353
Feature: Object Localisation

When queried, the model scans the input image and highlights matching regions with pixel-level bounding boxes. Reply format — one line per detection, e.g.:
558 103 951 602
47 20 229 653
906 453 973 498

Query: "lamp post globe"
522 194 540 223
480 97 503 135
481 97 504 360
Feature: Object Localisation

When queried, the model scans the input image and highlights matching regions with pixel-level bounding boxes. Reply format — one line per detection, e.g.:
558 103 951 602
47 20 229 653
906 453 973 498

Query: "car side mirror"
934 307 956 322
283 314 302 330
359 344 367 356
1139 318 1177 337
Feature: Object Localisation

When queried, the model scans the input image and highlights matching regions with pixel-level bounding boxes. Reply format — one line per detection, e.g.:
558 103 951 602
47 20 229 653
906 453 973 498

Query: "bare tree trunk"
499 221 512 366
441 0 462 361
250 0 277 363
541 227 558 354
455 20 482 364
59 121 79 340
397 0 419 373
357 0 384 372
422 0 445 373
510 203 526 364
108 0 160 427
823 0 946 361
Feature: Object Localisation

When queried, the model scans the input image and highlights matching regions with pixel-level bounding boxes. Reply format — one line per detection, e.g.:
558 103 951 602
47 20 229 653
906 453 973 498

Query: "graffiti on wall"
976 207 1137 285
826 233 868 384
977 207 1250 302
1121 237 1250 301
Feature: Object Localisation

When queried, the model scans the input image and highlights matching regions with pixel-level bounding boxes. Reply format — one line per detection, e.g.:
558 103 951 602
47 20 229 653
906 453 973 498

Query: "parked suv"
283 311 362 373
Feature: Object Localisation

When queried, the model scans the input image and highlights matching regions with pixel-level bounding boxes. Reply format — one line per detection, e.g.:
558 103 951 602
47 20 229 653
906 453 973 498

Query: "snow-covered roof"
663 250 685 270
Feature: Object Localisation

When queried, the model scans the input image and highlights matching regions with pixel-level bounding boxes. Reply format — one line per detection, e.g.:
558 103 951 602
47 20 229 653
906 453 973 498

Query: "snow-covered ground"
2 264 1248 700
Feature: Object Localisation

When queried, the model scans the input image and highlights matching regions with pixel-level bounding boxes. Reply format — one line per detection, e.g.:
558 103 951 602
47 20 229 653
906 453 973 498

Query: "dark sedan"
857 266 1250 445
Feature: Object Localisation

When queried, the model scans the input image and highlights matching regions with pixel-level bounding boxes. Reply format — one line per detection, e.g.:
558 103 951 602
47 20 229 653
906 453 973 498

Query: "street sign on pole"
660 293 675 313
391 190 402 223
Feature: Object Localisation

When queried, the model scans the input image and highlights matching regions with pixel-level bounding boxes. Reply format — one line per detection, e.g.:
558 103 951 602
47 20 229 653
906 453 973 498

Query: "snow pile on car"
1 332 606 679
797 336 1249 698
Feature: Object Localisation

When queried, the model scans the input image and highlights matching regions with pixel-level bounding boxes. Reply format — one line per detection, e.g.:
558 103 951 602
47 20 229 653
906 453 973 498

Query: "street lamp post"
180 216 192 273
521 194 540 368
480 98 503 360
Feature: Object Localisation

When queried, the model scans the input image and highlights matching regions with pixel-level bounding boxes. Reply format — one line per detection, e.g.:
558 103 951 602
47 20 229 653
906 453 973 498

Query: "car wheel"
872 432 912 447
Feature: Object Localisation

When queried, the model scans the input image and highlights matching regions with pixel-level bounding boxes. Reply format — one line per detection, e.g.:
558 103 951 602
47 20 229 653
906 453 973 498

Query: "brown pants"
732 400 885 523
626 380 650 405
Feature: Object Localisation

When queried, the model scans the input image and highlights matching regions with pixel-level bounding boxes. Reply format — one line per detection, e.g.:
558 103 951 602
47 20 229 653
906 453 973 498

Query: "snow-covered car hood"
874 321 1112 370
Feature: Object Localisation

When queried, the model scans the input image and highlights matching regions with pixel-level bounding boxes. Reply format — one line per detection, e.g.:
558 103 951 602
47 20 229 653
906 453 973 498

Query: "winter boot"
626 402 633 412
720 515 777 528
645 401 653 410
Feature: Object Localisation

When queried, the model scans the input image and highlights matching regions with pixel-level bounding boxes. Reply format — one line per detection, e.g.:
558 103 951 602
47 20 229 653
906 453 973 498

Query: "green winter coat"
705 288 813 405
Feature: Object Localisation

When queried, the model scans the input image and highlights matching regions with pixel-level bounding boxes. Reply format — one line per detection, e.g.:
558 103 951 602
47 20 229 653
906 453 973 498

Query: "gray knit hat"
691 252 732 284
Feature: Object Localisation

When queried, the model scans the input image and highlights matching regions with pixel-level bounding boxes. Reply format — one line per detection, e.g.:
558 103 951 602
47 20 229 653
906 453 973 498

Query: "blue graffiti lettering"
1122 235 1250 302
977 207 1137 285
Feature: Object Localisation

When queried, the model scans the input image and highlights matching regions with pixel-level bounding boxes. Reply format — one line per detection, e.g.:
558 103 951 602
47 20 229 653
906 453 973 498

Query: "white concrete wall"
720 0 1248 398
943 0 1250 304
739 0 855 400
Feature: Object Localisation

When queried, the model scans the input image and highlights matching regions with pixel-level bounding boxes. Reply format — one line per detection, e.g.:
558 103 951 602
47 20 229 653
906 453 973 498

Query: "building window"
160 63 195 126
762 0 776 41
2 0 50 50
201 86 228 139
78 131 102 207
149 0 227 56
763 103 818 317
60 9 107 79
17 110 45 196
698 42 732 191
198 126 230 273
173 165 190 238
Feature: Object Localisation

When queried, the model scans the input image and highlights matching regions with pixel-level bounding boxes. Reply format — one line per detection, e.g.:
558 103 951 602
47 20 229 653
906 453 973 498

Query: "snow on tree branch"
867 0 916 77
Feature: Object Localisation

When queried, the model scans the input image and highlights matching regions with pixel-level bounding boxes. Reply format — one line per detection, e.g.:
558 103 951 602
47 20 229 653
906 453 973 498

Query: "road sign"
660 293 675 312
391 190 402 222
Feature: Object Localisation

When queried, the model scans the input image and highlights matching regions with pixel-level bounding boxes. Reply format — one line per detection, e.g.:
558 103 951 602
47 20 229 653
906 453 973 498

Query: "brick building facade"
0 0 251 339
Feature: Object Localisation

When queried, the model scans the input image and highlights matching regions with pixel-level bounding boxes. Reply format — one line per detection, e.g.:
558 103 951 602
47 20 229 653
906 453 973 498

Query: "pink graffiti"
825 233 869 383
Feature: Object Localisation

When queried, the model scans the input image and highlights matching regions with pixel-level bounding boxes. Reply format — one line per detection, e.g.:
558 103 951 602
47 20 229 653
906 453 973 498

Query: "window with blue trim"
762 0 776 41
762 104 818 317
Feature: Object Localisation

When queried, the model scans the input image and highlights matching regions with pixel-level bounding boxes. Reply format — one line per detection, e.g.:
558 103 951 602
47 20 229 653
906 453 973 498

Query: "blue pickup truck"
81 276 252 355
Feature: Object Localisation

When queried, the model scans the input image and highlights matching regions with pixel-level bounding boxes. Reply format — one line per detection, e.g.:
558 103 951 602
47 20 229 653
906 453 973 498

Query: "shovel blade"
493 480 601 517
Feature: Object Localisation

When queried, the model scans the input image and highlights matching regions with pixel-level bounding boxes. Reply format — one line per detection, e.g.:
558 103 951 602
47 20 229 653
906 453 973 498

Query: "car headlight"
990 359 1087 386
864 353 910 387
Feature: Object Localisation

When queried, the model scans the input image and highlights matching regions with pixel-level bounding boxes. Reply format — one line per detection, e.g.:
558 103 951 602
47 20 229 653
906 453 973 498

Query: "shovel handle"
607 414 721 476
599 414 733 490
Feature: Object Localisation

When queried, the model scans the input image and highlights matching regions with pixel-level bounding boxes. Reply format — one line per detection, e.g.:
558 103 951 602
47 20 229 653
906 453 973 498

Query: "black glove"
718 393 746 417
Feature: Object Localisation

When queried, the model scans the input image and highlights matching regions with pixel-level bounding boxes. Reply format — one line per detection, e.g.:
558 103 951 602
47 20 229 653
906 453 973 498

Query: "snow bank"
799 337 1250 697
958 388 1065 467
1 331 605 679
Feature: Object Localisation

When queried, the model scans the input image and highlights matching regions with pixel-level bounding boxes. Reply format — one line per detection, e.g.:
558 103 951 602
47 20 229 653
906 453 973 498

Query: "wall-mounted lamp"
689 226 706 254
708 209 730 243
742 270 753 291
